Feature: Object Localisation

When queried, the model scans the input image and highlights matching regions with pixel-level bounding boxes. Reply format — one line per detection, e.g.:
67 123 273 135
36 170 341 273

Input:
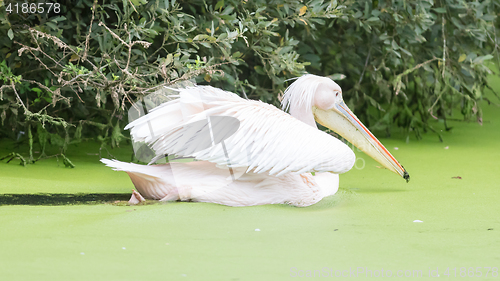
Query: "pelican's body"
101 159 339 207
102 75 408 206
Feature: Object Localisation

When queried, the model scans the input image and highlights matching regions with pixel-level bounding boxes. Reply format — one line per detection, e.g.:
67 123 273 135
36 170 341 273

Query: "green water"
1 81 500 280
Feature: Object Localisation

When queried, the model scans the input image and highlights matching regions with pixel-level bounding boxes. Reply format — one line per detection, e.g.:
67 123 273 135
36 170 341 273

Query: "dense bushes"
306 0 500 139
0 0 498 164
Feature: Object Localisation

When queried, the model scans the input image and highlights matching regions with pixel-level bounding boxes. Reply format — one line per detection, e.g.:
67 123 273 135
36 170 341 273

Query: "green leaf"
130 0 147 5
221 5 234 15
433 8 446 14
37 124 48 153
473 55 493 64
193 34 209 41
111 120 125 148
482 14 496 21
46 22 58 30
7 29 13 40
215 0 224 11
51 16 67 22
165 53 173 65
328 73 346 81
74 123 82 140
254 66 265 75
353 11 363 18
458 54 466 63
481 55 493 61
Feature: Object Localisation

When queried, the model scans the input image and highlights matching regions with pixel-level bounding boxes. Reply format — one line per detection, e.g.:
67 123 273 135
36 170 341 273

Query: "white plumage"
101 159 339 207
125 85 355 176
102 75 408 207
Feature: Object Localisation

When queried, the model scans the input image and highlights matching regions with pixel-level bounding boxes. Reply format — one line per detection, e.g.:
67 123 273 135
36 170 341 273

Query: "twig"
485 84 500 102
17 44 58 76
441 17 446 78
428 85 447 120
393 57 440 96
11 81 27 111
127 0 138 13
82 0 98 61
98 22 129 46
358 48 371 85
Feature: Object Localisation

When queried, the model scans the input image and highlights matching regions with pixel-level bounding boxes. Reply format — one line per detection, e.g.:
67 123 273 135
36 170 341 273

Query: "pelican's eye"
336 92 339 97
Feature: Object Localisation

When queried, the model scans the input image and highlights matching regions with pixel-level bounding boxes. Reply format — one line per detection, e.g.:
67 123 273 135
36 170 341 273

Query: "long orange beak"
313 101 409 182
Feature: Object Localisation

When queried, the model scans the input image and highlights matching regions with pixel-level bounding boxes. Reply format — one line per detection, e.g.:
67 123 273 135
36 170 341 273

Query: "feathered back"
126 84 355 176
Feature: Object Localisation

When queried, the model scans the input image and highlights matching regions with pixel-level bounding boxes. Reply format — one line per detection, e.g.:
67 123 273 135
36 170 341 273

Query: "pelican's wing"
126 86 355 176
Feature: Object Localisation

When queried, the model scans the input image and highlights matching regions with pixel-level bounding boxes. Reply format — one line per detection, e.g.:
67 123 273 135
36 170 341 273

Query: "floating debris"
255 229 261 232
444 146 449 149
452 176 462 179
413 220 423 223
122 247 126 250
394 147 399 150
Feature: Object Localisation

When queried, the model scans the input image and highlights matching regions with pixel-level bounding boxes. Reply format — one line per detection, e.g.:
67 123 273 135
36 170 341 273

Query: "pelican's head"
282 75 409 182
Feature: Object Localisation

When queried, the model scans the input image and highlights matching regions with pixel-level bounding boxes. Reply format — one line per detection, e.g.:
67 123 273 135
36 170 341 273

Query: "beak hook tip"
402 166 410 183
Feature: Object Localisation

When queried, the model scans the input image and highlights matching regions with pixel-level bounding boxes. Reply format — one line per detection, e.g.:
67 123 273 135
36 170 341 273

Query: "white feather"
101 158 339 207
127 85 355 176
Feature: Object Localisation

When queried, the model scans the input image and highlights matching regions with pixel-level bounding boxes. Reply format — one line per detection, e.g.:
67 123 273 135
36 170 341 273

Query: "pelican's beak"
313 101 410 182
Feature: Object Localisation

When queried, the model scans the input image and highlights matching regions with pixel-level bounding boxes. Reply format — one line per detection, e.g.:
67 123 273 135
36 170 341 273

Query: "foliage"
0 0 499 165
302 0 500 140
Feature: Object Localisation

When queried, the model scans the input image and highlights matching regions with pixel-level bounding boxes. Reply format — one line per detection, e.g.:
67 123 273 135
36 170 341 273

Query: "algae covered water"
1 87 499 280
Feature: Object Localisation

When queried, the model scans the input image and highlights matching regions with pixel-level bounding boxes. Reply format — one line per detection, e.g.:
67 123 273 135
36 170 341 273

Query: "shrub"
300 0 500 140
0 0 498 165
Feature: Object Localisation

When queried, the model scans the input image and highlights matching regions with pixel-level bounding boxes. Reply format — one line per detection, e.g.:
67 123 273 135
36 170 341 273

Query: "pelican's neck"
281 75 323 129
289 106 317 129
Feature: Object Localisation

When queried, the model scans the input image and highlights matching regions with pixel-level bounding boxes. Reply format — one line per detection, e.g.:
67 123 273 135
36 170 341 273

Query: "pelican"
102 75 409 206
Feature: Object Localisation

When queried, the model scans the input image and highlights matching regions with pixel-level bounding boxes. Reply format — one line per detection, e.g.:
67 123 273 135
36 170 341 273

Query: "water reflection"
0 193 131 206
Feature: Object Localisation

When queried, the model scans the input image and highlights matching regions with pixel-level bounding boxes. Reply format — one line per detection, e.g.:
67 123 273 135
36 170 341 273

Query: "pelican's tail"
100 159 179 202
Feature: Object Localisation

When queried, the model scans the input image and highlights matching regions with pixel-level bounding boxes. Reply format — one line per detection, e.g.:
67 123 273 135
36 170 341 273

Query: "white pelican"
102 75 409 206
